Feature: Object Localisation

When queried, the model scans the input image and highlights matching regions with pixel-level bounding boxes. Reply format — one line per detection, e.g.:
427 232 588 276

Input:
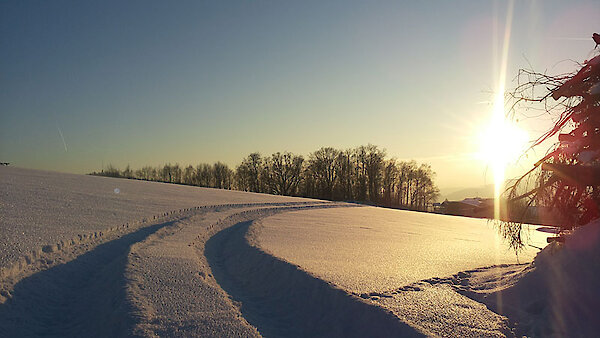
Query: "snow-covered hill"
2 166 594 337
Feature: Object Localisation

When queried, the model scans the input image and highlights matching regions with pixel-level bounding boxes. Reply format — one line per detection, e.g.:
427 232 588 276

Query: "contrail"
57 125 68 152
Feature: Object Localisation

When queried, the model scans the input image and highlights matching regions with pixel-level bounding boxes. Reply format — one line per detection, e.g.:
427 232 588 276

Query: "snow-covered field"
256 208 548 293
0 166 305 277
1 166 597 337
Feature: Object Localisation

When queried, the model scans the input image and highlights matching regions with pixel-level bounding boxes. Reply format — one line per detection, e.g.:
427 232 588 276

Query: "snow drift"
467 219 600 336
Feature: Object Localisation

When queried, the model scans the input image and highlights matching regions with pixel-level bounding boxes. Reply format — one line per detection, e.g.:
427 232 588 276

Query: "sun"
476 104 529 219
477 117 529 170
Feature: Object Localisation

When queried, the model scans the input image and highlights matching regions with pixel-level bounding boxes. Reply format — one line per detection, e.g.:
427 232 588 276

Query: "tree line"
91 144 439 210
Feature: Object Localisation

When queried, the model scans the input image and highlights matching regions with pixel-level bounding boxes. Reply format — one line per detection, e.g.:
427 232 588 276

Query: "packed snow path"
0 202 339 336
0 166 307 279
0 219 172 336
204 206 422 337
0 201 512 337
1 168 559 336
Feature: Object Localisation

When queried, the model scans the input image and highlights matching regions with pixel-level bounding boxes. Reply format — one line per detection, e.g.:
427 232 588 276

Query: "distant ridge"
441 184 494 201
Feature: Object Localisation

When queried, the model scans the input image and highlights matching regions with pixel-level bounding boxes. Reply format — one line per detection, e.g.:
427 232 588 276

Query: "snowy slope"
464 219 600 337
0 167 332 336
255 207 550 293
0 166 307 277
4 166 590 337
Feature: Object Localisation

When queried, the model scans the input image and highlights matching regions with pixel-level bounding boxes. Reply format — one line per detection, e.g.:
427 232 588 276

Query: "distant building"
440 197 494 218
440 197 562 226
0 162 9 166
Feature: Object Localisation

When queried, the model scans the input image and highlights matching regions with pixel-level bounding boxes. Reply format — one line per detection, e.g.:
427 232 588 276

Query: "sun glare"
484 0 516 220
477 93 529 219
477 115 529 170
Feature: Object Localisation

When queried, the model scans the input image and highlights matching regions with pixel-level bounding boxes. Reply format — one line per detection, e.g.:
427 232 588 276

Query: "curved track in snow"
0 199 519 337
204 208 424 337
2 202 419 337
0 220 171 337
0 203 322 336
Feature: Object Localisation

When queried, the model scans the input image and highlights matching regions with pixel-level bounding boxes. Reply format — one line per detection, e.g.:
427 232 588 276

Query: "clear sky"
1 0 599 190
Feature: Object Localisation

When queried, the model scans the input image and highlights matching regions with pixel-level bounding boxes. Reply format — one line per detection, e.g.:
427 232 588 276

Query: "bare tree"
306 147 339 199
102 164 120 178
334 149 354 201
500 37 600 249
236 153 263 192
136 166 156 180
411 163 439 210
264 152 304 195
382 159 398 207
352 146 368 201
213 162 232 189
363 144 386 202
183 165 195 185
121 164 133 179
91 145 439 209
195 163 212 187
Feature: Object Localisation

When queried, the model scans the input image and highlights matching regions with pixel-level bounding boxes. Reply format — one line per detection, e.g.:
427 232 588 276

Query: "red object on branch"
552 54 600 99
508 34 600 233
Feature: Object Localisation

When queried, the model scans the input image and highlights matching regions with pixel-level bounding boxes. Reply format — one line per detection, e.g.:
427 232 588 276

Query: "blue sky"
1 0 599 189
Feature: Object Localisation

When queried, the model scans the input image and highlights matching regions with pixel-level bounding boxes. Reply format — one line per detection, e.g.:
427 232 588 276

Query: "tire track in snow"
126 207 264 337
0 202 324 337
0 219 174 337
204 205 425 337
126 203 337 336
0 201 323 302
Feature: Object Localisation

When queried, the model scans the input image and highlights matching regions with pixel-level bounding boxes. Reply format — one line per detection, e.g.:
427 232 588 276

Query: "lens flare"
489 0 515 220
477 110 529 208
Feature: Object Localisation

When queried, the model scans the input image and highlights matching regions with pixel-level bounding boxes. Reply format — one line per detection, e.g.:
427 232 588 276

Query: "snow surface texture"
3 167 594 336
204 207 424 337
256 208 549 293
459 220 600 337
0 166 307 280
0 179 336 336
253 209 599 336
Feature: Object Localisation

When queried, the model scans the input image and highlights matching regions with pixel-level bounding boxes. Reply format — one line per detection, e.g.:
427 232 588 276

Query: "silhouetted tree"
103 164 121 178
236 153 263 192
334 149 354 201
160 164 171 182
398 160 417 207
264 152 304 195
136 166 156 181
122 164 133 179
90 145 439 209
306 147 339 199
363 144 386 202
213 162 232 189
382 159 399 206
183 165 195 185
195 163 212 187
352 147 368 201
410 163 439 210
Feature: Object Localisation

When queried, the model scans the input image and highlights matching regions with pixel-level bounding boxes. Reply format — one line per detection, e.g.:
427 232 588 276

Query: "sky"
1 0 599 191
